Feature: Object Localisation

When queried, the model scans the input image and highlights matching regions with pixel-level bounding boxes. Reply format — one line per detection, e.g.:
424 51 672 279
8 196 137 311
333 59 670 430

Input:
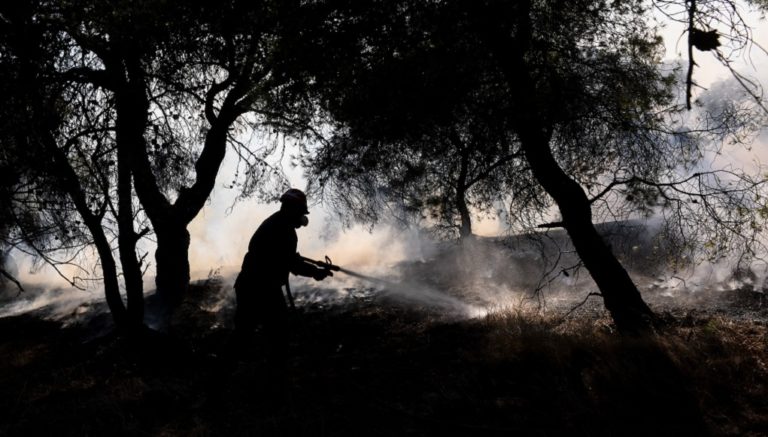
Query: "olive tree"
302 0 768 333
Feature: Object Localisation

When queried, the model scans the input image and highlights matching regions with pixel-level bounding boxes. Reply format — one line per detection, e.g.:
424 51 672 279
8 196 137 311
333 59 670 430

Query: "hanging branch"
0 268 24 295
685 0 729 110
713 49 768 114
686 0 697 110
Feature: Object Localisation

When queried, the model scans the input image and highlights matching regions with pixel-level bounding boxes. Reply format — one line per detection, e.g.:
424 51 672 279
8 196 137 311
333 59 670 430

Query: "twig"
0 268 24 295
560 291 603 321
686 0 697 110
537 221 564 229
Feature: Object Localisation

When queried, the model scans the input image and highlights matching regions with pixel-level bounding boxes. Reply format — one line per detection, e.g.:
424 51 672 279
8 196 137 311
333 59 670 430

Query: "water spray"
284 255 396 311
299 255 487 318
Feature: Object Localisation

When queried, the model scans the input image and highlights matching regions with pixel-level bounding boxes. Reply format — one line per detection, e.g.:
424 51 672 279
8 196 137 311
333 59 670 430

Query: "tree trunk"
115 97 145 327
457 186 473 239
518 126 654 334
456 173 473 239
127 73 238 304
94 234 129 327
154 223 191 306
480 0 654 333
451 132 473 239
111 48 249 318
110 57 190 313
17 14 132 330
44 132 128 327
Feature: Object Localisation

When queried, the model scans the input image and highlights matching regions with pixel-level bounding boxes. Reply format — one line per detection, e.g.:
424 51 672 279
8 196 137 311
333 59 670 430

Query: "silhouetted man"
234 188 332 338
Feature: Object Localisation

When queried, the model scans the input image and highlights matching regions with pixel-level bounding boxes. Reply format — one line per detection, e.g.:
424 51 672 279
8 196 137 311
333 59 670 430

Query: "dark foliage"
298 0 767 333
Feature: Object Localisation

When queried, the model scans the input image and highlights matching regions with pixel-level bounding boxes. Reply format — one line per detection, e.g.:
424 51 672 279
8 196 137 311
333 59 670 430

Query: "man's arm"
290 253 333 280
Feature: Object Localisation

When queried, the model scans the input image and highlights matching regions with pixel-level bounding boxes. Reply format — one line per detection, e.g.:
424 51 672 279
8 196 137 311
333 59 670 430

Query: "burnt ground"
1 274 768 437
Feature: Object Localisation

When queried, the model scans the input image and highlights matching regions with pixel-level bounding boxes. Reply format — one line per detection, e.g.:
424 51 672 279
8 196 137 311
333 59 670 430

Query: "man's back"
236 210 298 290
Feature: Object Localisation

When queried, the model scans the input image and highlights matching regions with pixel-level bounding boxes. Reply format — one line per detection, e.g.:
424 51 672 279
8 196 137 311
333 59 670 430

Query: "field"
1 270 767 436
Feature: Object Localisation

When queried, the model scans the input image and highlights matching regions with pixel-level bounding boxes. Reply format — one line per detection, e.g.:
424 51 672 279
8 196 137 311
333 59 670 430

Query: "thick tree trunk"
146 122 230 305
518 126 654 333
146 113 234 306
112 49 247 319
456 176 473 239
154 223 191 306
127 74 237 305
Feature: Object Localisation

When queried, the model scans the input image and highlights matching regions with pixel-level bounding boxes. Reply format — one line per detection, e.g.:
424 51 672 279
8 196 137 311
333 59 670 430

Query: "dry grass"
1 286 767 436
481 309 768 435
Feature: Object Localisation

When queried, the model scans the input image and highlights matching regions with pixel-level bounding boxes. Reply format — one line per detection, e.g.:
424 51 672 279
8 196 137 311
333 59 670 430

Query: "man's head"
280 188 309 228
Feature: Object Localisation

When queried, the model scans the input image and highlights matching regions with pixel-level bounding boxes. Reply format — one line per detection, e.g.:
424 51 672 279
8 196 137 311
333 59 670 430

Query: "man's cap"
280 188 309 214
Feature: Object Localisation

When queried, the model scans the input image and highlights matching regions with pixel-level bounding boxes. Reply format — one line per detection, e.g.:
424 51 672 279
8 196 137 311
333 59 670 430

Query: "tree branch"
59 67 115 90
686 0 696 110
0 268 24 294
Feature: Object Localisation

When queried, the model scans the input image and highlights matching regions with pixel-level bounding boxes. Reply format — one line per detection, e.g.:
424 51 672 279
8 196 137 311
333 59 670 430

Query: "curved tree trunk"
44 133 129 327
518 126 655 333
112 56 193 311
18 9 142 330
19 28 131 328
480 0 655 333
125 61 239 307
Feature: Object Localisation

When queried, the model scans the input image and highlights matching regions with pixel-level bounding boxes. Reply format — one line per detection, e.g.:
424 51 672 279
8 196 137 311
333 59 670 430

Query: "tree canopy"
299 0 768 332
0 0 327 328
0 0 766 334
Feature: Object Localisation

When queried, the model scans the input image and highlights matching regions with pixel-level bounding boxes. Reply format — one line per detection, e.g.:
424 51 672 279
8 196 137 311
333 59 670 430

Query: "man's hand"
313 268 333 281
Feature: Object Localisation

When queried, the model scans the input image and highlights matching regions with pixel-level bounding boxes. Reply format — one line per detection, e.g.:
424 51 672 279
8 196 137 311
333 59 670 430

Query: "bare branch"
0 268 24 294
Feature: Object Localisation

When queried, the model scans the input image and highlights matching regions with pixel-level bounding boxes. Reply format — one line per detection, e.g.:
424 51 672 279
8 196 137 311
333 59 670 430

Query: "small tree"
47 0 319 307
0 2 150 327
304 1 544 239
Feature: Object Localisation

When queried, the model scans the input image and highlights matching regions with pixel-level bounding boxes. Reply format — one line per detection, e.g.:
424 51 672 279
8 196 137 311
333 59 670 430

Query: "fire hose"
284 255 395 310
300 255 395 285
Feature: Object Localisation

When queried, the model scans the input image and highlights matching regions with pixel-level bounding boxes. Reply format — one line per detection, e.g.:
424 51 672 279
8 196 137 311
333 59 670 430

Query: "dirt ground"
1 274 767 436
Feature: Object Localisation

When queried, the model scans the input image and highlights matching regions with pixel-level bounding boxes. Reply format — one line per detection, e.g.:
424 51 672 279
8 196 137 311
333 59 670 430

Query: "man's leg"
230 286 259 359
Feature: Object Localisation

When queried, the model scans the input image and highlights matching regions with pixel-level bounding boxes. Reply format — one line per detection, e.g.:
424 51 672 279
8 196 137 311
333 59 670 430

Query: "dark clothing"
234 210 319 332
